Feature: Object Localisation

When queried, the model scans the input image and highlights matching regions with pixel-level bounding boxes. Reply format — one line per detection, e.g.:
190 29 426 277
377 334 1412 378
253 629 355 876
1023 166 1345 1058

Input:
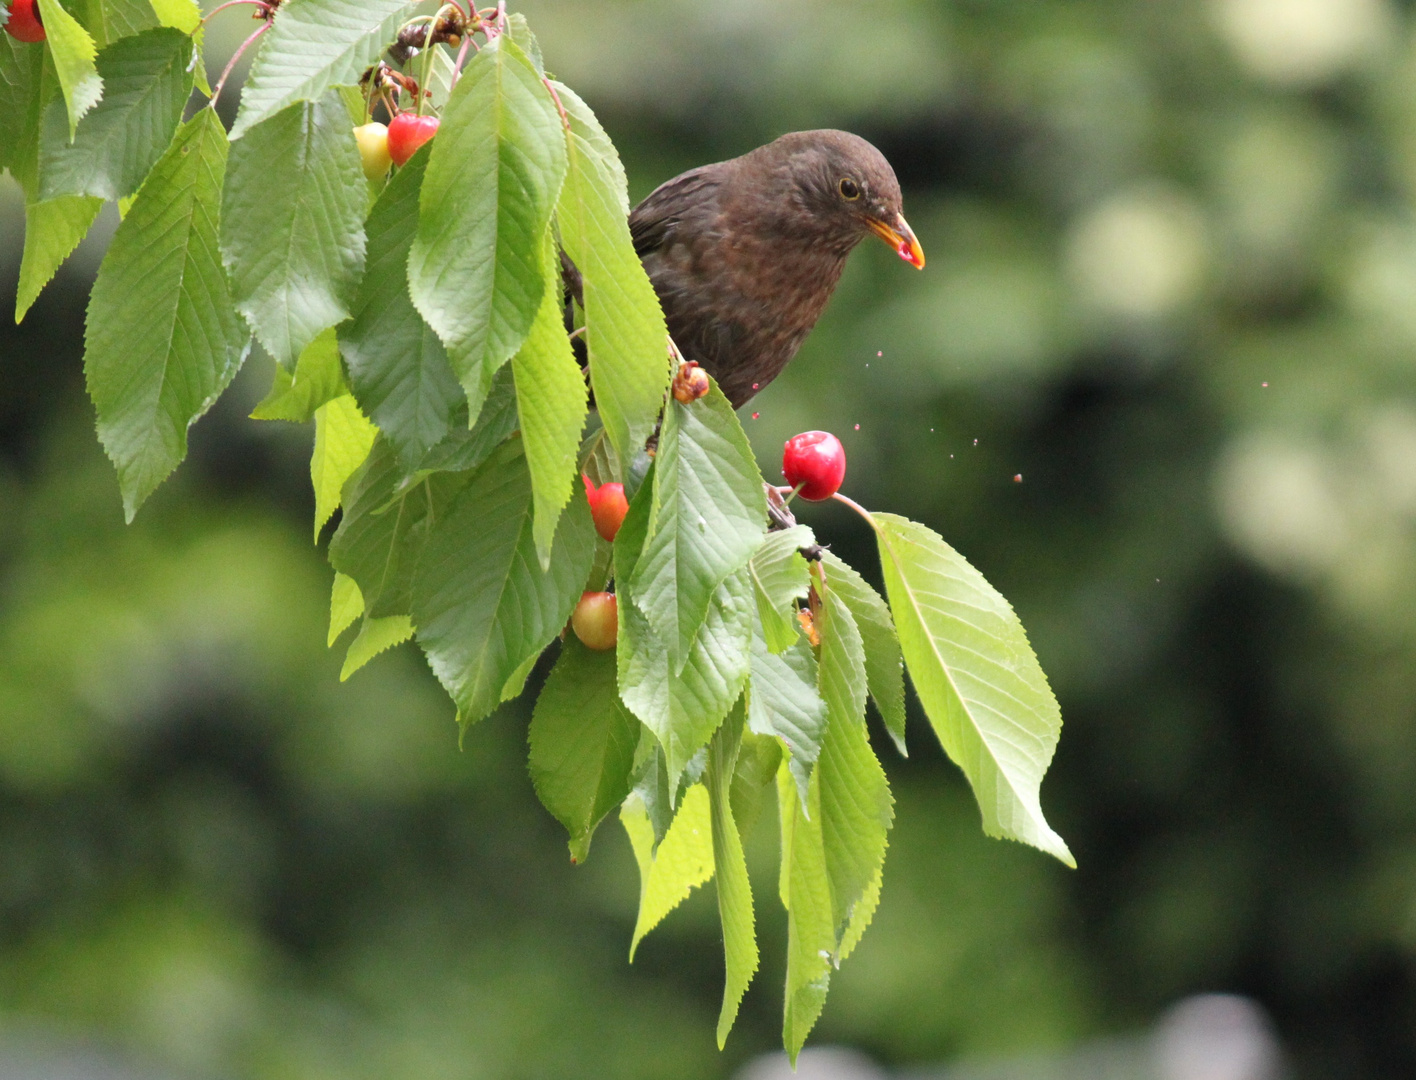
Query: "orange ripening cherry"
4 0 45 42
387 113 439 166
782 430 846 501
671 360 710 403
571 592 618 651
584 475 629 542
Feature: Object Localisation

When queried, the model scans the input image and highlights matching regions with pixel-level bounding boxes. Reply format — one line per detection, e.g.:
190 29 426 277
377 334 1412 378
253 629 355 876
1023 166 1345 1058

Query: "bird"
629 129 924 408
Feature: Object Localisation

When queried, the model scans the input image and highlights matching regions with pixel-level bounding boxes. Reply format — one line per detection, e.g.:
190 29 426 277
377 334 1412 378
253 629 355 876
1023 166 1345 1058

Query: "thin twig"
202 0 267 23
208 20 270 110
451 33 474 84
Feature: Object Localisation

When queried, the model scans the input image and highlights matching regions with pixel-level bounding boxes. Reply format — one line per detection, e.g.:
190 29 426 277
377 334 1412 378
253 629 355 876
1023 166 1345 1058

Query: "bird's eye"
838 177 861 200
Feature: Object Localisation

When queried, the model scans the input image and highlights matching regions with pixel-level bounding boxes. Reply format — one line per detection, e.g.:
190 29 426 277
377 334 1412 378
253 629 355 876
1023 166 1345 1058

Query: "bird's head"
755 130 925 269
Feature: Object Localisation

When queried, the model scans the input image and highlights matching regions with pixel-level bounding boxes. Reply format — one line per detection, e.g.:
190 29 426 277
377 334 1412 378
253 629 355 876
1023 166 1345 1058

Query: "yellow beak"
867 213 925 269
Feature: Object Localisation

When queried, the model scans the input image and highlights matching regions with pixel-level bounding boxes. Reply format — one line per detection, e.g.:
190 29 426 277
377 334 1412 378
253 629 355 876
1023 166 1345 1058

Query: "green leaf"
780 756 832 1063
221 90 368 368
747 611 825 804
38 27 193 201
330 438 448 618
328 570 363 646
0 49 91 324
706 703 757 1048
229 0 419 139
407 36 566 423
630 381 766 672
331 382 518 629
822 550 907 756
621 782 713 960
421 40 457 111
412 439 595 727
37 0 102 136
310 393 376 540
778 575 894 1063
0 27 45 175
553 80 668 471
250 327 348 422
625 735 675 850
498 649 542 708
84 108 247 521
873 513 1073 866
528 637 640 863
341 143 464 469
775 761 793 910
146 0 206 93
75 0 157 49
814 569 893 945
514 229 589 570
837 862 882 963
147 0 200 34
504 12 544 76
729 730 782 838
341 614 413 680
612 456 654 588
750 525 813 653
619 566 753 787
397 364 519 483
779 568 896 1059
17 193 101 321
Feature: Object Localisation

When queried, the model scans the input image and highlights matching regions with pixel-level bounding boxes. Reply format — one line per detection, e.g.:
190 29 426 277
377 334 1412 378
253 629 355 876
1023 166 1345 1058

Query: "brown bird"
630 129 924 408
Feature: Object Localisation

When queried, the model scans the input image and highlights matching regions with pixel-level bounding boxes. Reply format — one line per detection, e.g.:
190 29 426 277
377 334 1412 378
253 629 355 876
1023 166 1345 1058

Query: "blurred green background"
3 0 1416 1076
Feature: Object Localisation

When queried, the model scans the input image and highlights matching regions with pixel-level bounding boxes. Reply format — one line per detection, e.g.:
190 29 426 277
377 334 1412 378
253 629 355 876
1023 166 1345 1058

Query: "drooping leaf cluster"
2 0 1072 1058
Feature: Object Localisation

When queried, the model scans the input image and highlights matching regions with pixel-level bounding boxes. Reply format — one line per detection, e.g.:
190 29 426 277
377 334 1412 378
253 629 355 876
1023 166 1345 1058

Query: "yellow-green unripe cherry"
353 122 393 182
571 592 618 651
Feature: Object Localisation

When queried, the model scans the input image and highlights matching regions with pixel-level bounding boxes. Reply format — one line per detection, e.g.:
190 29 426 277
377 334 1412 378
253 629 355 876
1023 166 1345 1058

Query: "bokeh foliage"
2 0 1415 1077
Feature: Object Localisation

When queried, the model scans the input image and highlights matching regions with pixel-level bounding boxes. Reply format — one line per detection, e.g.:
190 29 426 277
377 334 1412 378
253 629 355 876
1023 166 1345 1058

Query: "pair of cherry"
571 429 847 651
354 114 440 178
581 428 847 547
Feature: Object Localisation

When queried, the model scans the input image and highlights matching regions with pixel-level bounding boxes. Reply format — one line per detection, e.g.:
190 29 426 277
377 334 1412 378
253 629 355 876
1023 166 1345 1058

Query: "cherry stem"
543 76 569 130
450 32 473 83
208 20 270 110
771 485 876 526
361 71 376 123
202 0 267 24
782 482 805 506
418 29 436 116
830 490 877 527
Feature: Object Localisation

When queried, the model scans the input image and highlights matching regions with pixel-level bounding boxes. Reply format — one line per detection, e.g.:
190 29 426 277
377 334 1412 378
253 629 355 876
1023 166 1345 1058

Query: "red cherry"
584 475 628 542
387 113 439 167
4 0 45 42
782 430 846 501
571 592 618 651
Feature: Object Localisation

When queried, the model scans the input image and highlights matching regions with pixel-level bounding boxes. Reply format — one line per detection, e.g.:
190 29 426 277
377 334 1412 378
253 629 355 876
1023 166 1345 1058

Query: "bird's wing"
628 165 724 256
